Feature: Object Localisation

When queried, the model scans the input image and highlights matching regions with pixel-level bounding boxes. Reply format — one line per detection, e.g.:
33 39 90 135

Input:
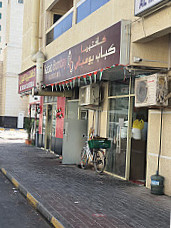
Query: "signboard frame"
134 0 170 17
43 21 124 85
18 66 36 94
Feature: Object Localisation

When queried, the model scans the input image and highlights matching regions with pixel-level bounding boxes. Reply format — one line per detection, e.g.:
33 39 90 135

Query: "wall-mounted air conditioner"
135 74 168 107
79 84 100 106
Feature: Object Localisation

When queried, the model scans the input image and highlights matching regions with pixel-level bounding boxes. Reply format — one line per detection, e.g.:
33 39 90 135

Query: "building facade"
0 0 28 128
20 0 171 196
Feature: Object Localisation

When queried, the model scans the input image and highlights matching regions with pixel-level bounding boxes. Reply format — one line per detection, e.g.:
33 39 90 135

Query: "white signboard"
17 112 24 129
135 0 170 16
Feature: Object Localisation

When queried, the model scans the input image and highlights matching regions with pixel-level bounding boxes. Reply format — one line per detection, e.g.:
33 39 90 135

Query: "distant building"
0 0 28 128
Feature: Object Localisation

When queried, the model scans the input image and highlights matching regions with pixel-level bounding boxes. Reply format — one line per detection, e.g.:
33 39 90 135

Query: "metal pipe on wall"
31 0 40 56
31 0 45 91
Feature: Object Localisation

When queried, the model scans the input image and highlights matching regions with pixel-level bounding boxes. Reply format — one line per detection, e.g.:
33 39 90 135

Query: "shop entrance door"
42 106 46 147
62 119 87 164
45 104 52 150
107 97 129 178
130 107 148 182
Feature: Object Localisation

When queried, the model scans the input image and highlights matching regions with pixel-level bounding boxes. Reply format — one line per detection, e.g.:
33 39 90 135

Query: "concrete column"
31 0 40 55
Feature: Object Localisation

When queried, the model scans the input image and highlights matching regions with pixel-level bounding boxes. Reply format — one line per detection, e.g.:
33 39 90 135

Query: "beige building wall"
21 0 135 72
21 0 135 137
21 0 34 71
130 35 169 68
146 110 171 196
131 5 171 43
99 82 108 138
130 3 171 196
45 0 134 61
130 4 171 69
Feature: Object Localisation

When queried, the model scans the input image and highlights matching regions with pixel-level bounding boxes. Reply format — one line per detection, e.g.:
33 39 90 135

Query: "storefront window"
44 97 48 103
42 106 46 134
52 104 57 137
107 97 129 177
109 80 129 96
53 97 57 102
44 96 57 103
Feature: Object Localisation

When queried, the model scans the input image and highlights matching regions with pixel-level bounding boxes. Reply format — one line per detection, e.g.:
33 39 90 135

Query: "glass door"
106 97 129 178
42 105 46 147
46 104 52 149
51 104 57 152
52 104 57 137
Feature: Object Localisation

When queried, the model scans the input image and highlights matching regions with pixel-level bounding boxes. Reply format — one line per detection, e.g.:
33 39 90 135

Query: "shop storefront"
42 20 130 165
38 96 65 154
18 66 39 139
105 73 148 182
29 99 40 144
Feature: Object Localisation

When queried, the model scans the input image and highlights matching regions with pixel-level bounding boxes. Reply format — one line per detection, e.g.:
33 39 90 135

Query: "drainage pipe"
31 0 40 56
31 0 45 91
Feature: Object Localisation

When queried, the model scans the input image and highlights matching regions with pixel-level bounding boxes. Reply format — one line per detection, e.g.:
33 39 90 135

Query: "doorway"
62 100 88 164
45 104 52 150
107 97 129 178
107 78 148 182
130 105 148 183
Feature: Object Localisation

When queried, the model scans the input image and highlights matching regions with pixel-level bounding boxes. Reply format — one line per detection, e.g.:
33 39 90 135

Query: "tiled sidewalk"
0 138 170 228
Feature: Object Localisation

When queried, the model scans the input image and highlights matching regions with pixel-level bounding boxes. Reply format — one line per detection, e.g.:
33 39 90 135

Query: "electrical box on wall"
79 84 100 106
135 73 168 107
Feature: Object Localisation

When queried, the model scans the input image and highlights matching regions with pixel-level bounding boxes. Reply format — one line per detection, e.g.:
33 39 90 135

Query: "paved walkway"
0 138 170 228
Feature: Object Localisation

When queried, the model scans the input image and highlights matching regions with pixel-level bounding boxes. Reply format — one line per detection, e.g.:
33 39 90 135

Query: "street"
0 171 51 228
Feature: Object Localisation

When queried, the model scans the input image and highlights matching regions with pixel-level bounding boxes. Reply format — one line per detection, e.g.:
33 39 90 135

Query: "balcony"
46 0 110 46
46 8 73 46
77 0 110 23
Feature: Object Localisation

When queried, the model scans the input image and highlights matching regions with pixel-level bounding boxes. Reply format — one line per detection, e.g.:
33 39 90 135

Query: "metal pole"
156 108 163 175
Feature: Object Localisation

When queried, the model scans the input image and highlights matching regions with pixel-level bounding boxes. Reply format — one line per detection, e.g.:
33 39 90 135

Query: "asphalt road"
0 172 52 228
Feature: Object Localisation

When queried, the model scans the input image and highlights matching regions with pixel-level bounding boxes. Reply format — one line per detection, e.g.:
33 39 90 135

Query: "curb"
0 128 25 132
0 168 64 228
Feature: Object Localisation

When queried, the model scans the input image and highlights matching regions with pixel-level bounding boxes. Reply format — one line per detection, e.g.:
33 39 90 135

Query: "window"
0 13 2 19
0 25 1 31
0 2 2 8
53 14 62 24
18 0 23 4
77 0 110 23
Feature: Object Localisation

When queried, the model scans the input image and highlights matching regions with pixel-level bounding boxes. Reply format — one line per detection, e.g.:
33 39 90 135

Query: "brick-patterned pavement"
0 138 170 228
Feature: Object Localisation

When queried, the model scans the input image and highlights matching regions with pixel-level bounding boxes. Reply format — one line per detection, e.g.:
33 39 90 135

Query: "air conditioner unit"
135 74 168 107
79 84 100 106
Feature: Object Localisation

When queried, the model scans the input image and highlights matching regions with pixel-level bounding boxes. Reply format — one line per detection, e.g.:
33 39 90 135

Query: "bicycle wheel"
81 148 88 169
93 149 106 174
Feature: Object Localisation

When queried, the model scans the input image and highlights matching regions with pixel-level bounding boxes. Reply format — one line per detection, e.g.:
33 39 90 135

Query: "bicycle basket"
88 139 111 149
